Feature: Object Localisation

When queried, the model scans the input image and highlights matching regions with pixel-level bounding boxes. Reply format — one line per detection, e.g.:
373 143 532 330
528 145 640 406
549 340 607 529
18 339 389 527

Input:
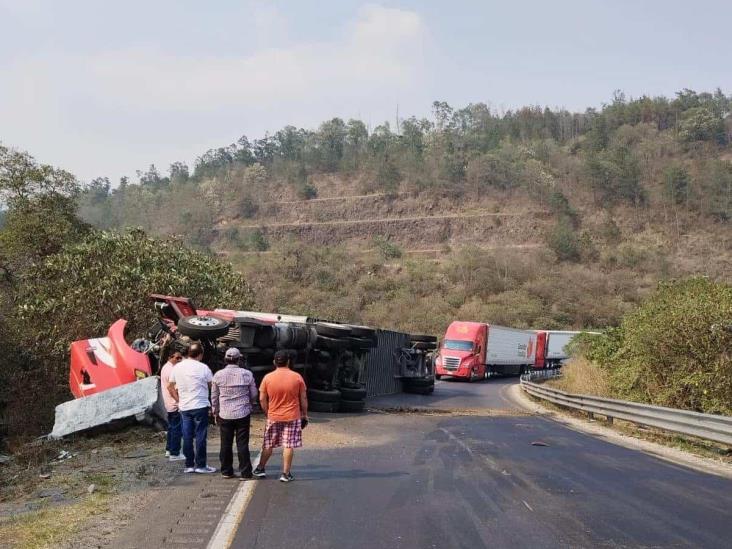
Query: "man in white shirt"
167 343 216 473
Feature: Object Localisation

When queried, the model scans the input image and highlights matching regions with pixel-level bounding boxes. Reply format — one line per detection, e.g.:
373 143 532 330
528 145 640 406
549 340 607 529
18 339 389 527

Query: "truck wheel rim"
188 316 222 327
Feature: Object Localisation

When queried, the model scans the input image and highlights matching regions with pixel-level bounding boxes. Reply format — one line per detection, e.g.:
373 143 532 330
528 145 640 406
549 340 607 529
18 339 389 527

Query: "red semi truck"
533 330 582 370
435 321 536 380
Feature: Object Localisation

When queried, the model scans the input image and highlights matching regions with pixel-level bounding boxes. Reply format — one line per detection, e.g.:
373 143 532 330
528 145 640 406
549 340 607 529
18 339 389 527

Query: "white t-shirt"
168 358 213 411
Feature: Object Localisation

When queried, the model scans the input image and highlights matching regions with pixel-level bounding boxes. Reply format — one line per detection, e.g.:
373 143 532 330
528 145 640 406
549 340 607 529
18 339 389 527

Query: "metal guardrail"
520 371 732 446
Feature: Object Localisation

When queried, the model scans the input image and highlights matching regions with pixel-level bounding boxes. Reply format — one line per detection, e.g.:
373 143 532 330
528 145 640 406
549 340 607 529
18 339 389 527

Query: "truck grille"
443 356 460 370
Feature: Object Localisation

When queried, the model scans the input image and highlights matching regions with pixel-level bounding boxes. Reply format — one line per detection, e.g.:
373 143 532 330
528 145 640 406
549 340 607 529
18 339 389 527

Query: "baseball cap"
225 347 242 360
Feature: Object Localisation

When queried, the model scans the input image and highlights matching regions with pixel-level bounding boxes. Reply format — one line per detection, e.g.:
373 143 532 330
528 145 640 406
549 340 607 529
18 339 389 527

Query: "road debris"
39 473 51 479
531 441 549 447
87 484 96 494
522 500 534 512
54 450 74 462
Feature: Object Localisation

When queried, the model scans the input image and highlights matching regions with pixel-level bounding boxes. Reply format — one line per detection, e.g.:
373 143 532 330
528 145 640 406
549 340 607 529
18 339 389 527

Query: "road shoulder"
508 383 732 479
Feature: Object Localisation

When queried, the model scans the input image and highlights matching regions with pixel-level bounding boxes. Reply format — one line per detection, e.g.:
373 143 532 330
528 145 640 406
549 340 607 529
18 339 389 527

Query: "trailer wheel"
313 322 352 338
339 386 367 401
177 315 231 339
309 400 339 413
307 388 341 403
348 325 376 339
313 335 350 350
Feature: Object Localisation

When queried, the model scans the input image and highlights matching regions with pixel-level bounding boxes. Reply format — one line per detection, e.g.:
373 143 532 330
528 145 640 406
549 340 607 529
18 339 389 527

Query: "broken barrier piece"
50 376 167 439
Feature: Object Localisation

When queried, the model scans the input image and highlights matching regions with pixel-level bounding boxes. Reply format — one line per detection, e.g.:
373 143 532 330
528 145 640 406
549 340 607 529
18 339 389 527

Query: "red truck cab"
435 321 487 381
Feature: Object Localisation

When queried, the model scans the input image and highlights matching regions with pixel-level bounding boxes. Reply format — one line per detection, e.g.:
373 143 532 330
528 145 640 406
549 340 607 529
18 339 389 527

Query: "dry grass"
0 493 112 549
547 357 611 397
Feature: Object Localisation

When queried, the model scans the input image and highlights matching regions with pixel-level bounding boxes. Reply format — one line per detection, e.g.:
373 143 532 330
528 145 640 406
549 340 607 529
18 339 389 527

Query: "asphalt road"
232 379 732 549
369 376 519 411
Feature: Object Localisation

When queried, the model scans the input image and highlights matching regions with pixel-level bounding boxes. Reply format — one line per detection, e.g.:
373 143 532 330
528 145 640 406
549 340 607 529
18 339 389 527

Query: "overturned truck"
53 295 436 437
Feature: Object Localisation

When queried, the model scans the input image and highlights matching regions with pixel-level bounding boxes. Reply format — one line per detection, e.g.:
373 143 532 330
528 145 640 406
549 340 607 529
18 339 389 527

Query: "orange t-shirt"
259 368 306 422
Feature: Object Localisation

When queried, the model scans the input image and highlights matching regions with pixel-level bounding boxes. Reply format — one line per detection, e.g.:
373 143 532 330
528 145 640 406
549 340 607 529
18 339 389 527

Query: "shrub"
372 236 402 259
296 181 318 200
248 229 269 251
547 218 581 261
578 278 732 414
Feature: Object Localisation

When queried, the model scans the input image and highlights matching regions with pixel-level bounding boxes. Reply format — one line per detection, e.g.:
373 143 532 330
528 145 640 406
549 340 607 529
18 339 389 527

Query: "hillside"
76 90 732 334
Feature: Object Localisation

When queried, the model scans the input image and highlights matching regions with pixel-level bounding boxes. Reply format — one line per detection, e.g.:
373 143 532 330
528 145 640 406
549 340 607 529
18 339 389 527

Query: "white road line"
207 451 260 549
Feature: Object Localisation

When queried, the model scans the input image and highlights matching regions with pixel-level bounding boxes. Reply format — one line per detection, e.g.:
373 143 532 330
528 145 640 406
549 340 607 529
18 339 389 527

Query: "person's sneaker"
183 467 195 473
252 467 266 478
165 450 171 457
221 472 235 479
279 472 294 483
194 465 217 474
240 474 254 481
169 454 186 462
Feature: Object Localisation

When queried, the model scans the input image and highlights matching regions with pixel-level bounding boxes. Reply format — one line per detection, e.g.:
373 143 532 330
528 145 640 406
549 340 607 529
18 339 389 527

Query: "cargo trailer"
435 321 536 380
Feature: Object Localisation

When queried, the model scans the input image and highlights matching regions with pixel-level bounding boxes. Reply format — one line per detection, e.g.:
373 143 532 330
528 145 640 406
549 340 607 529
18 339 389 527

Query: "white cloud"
82 4 426 111
0 4 428 181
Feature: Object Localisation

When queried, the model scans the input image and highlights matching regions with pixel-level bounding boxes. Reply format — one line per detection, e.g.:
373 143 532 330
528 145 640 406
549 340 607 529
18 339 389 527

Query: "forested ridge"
75 89 732 333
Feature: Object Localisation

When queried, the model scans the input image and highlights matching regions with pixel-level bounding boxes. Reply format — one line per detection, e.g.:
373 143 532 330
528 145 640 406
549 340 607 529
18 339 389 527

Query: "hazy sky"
1 0 731 182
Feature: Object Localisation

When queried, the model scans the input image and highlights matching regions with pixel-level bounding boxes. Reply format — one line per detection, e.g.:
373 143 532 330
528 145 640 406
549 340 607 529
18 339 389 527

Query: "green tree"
547 218 581 261
679 107 726 144
663 164 690 205
0 145 89 272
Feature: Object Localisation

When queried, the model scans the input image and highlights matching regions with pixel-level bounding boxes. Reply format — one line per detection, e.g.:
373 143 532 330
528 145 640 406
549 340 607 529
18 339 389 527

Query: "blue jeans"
166 411 182 456
181 407 209 468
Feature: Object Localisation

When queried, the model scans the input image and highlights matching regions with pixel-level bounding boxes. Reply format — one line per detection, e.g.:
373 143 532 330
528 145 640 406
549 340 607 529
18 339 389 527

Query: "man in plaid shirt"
211 347 258 480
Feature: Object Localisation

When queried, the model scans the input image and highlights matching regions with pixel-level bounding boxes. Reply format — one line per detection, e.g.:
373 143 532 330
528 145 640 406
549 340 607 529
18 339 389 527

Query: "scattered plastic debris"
87 484 96 494
0 454 11 465
54 450 74 462
39 473 51 479
531 441 549 447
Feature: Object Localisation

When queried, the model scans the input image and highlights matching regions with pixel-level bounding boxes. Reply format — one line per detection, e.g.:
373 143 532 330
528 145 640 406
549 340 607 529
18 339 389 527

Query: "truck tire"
411 341 437 351
339 386 367 400
403 377 434 388
435 374 442 380
404 384 434 395
348 325 376 338
309 400 339 413
313 335 349 350
307 388 341 403
409 334 437 343
339 399 366 413
177 315 231 339
313 322 352 338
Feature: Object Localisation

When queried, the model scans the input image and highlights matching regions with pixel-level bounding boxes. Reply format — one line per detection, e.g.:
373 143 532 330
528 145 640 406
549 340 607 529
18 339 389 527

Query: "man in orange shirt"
253 350 308 483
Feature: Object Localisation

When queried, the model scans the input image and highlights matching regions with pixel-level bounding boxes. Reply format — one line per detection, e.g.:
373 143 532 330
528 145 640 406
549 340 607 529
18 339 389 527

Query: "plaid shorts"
263 419 303 449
